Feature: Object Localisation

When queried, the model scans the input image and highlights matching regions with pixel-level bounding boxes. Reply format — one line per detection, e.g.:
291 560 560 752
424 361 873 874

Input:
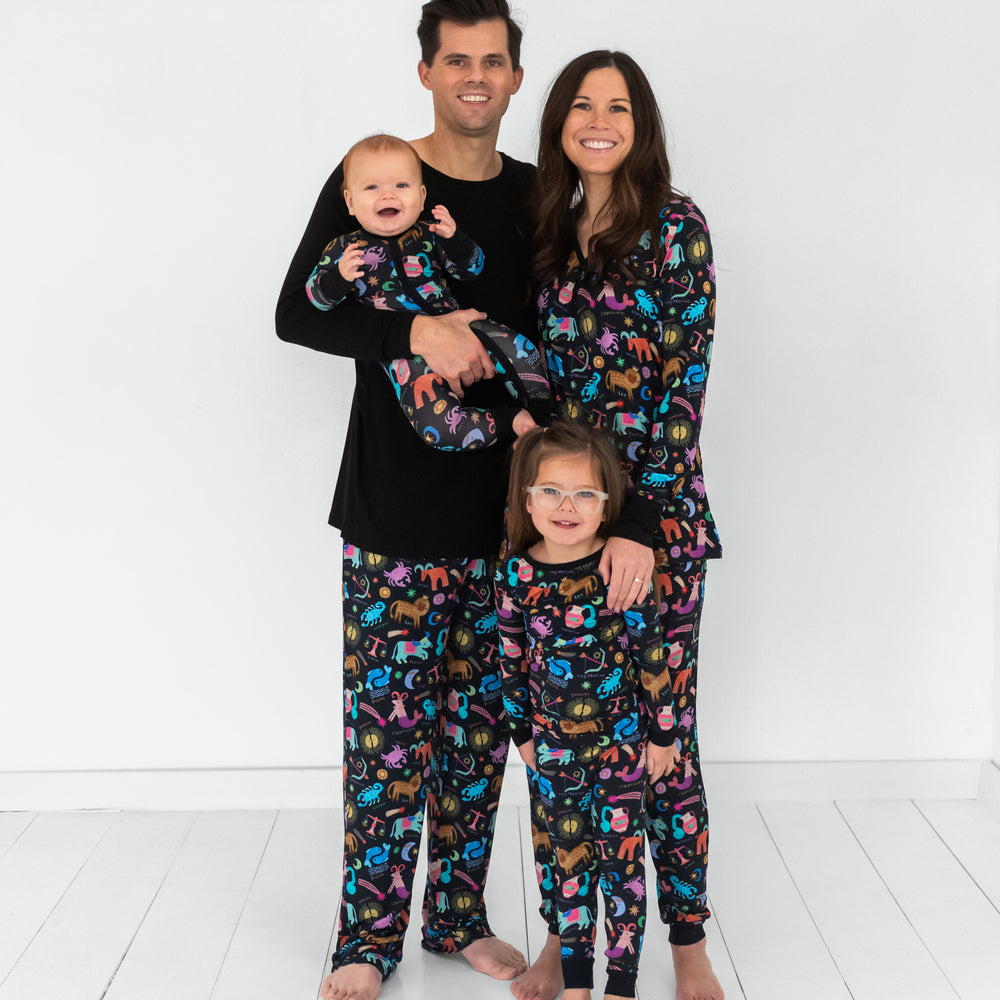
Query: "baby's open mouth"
377 207 399 217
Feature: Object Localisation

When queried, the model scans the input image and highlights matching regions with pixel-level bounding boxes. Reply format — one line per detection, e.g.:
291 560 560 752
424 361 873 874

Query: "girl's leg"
591 739 648 999
648 559 711 943
538 738 600 993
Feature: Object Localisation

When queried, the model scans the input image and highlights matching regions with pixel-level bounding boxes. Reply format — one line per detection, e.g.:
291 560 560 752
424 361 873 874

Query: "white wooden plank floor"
1 795 998 1000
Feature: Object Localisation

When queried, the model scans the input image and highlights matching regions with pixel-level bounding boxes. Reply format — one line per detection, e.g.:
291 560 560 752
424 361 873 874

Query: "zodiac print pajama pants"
530 559 712 946
336 544 509 977
648 558 711 943
533 733 648 996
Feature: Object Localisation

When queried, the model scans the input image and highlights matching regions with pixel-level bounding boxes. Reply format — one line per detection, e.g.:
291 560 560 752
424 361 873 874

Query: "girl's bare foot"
320 962 382 1000
511 932 563 1000
672 938 724 1000
460 935 528 980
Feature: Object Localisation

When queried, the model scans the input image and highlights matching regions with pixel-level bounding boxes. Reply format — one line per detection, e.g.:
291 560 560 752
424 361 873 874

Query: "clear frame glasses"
525 486 609 514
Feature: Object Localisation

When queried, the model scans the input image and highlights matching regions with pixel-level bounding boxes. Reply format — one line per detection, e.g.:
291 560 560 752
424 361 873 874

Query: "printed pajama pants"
529 559 712 946
334 544 509 977
533 732 648 997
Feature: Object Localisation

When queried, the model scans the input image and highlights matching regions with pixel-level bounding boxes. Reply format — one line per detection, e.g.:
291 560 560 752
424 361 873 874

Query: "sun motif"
686 234 709 264
379 587 390 599
452 890 476 915
360 727 385 756
661 323 683 350
469 725 493 751
344 619 362 648
565 696 600 721
665 419 693 447
556 813 586 839
438 790 462 820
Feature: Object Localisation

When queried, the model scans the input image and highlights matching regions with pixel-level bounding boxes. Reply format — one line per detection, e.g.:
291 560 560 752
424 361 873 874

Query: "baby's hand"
428 204 457 239
646 742 681 784
517 739 536 772
337 242 365 281
512 408 538 440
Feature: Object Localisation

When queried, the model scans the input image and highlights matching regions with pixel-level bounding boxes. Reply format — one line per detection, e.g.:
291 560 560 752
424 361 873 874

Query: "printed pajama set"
496 548 677 996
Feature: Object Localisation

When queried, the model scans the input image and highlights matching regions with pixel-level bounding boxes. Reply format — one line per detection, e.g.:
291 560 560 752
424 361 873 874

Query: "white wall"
2 0 998 777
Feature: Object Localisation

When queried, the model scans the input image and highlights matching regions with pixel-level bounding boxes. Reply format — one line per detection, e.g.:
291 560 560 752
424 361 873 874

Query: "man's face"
417 18 523 139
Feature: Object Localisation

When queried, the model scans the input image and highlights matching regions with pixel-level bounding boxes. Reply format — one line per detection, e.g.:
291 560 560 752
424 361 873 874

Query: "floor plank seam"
98 812 199 1000
754 803 858 1000
0 814 117 993
704 894 747 1000
0 813 38 863
832 801 962 1000
913 800 1000 920
207 811 281 1000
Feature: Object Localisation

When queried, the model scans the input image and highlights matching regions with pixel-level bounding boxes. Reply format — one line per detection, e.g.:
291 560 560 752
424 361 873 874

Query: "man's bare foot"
511 931 563 1000
672 938 724 1000
561 990 591 1000
460 935 528 980
320 962 382 1000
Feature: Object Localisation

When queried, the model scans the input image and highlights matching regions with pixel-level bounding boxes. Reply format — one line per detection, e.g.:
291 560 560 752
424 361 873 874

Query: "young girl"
495 422 680 1000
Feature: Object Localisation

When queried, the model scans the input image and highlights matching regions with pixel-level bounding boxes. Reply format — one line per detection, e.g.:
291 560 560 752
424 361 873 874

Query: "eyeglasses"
525 486 609 514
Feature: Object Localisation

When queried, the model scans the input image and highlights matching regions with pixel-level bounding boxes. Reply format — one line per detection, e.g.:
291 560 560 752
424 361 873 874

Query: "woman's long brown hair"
531 50 678 286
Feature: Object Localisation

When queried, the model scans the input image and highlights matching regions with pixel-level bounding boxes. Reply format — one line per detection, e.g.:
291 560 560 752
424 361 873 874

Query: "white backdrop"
2 0 998 778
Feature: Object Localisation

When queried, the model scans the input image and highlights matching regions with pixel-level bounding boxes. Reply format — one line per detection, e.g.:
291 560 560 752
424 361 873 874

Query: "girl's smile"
525 452 607 564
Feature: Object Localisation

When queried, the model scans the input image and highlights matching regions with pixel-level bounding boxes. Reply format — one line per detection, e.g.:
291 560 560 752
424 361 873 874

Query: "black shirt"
275 153 535 558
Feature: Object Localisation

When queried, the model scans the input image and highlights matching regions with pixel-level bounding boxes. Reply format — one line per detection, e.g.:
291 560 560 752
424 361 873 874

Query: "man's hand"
512 409 538 439
517 739 536 772
647 742 681 784
428 204 457 239
410 309 494 397
598 535 655 612
337 242 364 281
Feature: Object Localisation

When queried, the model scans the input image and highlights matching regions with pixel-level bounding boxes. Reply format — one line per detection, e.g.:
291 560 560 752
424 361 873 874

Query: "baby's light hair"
341 134 423 191
506 421 625 553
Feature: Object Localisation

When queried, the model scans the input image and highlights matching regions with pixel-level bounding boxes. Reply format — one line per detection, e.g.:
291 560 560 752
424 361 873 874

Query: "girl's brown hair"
531 50 678 286
506 421 625 553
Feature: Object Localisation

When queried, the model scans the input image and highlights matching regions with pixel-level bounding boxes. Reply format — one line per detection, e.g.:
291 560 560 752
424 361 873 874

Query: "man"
276 4 533 1000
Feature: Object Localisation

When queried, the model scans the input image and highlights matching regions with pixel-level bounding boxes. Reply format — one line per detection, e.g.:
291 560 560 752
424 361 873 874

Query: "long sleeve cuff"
614 494 660 548
648 725 678 748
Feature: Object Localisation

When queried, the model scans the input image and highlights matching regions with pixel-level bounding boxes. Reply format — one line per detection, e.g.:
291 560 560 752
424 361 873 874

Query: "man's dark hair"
417 0 523 69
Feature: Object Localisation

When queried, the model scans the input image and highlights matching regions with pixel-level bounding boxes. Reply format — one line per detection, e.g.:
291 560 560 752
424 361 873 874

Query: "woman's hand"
647 742 681 784
516 739 536 771
599 536 655 611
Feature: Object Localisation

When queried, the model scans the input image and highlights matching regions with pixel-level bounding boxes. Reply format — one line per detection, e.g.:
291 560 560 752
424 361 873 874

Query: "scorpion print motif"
336 544 509 979
306 221 513 453
536 200 721 565
496 546 676 993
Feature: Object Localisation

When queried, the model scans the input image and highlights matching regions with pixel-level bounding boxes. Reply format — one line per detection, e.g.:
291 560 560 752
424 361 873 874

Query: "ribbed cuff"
669 921 707 945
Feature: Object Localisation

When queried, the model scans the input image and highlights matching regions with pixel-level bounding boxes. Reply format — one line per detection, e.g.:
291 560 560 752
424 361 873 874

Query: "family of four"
276 3 723 1000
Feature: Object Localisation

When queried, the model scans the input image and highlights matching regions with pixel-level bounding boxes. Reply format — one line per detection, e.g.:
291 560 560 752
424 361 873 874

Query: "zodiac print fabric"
336 544 508 976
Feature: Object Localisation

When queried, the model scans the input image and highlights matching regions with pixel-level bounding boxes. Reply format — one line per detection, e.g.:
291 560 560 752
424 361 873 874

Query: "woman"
514 51 724 1000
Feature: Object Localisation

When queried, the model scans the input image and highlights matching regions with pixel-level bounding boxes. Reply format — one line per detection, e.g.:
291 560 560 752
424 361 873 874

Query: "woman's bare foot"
672 938 724 1000
460 935 528 980
320 962 382 1000
511 932 563 1000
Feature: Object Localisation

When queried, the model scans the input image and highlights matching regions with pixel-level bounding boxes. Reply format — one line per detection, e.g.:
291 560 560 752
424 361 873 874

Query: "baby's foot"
319 962 382 1000
459 935 527 980
672 938 724 1000
510 932 563 1000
